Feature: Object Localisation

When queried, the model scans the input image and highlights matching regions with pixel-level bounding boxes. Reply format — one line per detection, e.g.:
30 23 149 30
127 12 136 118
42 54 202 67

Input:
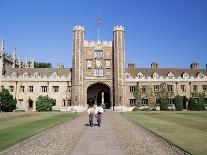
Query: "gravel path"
108 112 185 155
0 113 87 155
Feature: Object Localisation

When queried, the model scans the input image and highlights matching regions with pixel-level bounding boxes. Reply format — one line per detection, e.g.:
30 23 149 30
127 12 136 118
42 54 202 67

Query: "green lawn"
0 112 79 151
124 112 207 155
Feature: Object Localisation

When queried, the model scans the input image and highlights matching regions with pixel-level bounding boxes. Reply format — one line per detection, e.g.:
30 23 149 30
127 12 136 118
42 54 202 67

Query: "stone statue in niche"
105 60 111 68
96 59 102 68
86 60 92 69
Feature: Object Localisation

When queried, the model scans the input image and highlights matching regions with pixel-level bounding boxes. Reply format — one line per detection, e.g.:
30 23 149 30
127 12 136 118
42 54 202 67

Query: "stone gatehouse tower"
1 25 206 112
71 25 126 110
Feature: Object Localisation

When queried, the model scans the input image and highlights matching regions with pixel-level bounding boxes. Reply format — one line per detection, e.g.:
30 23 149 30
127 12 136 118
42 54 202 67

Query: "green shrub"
160 97 169 111
188 97 205 111
174 95 183 111
36 96 55 112
0 88 16 112
132 107 139 111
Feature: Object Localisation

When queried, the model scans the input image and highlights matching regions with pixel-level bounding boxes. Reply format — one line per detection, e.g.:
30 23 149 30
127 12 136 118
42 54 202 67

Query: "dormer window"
11 72 17 77
137 72 144 79
182 72 189 79
34 72 40 78
197 72 204 79
167 72 175 79
125 73 131 79
23 72 29 78
52 72 58 78
152 72 159 79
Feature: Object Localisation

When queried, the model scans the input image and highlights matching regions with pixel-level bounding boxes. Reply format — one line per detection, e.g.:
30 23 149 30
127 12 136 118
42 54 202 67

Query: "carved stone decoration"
86 59 92 69
105 59 111 69
96 59 102 68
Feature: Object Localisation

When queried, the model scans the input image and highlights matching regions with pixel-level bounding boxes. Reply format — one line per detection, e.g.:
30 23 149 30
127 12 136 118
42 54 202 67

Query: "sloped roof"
125 68 207 77
5 68 72 77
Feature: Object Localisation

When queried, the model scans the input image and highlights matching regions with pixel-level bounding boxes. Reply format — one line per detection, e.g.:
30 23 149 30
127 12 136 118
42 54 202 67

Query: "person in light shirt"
95 103 104 127
87 99 95 127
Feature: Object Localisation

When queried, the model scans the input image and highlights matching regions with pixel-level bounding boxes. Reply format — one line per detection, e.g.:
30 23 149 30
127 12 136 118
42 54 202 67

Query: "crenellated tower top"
113 25 124 31
73 25 85 31
1 40 4 52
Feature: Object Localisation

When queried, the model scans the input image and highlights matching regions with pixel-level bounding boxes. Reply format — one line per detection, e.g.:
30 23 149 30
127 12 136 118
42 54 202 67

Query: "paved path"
70 113 124 155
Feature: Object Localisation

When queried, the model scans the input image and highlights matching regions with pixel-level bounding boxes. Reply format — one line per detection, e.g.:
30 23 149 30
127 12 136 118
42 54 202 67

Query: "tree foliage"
188 92 205 111
145 85 157 110
34 62 52 68
158 83 170 111
0 88 16 112
160 97 169 111
133 82 142 107
36 96 55 111
174 95 183 111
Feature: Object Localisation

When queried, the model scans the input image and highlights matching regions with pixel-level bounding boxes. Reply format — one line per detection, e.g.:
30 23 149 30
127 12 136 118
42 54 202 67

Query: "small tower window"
95 50 103 59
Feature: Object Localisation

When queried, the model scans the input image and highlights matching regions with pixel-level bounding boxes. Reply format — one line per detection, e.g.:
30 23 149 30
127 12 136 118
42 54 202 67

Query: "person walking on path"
87 105 95 127
95 103 104 127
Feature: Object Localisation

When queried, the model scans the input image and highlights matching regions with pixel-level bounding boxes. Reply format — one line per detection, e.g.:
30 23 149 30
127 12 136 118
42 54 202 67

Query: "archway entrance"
87 83 111 109
28 99 33 111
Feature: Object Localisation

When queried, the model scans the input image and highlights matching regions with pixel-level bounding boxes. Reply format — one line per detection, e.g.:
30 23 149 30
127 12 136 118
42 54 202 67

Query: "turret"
0 40 4 53
18 56 22 68
113 25 125 106
12 48 16 68
31 58 35 68
71 25 85 106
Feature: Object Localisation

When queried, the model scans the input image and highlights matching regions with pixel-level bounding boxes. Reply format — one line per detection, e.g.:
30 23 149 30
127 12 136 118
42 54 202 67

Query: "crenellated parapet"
73 25 84 31
84 40 112 47
113 25 125 31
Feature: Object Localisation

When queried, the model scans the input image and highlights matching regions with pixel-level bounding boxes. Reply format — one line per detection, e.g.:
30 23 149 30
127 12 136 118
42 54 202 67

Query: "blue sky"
0 0 206 68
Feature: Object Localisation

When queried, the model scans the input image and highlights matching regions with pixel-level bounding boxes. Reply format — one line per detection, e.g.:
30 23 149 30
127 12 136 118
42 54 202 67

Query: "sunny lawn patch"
124 112 207 155
0 112 79 150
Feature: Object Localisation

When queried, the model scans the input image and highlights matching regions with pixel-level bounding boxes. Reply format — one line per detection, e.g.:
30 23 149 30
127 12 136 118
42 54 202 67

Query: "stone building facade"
0 25 207 111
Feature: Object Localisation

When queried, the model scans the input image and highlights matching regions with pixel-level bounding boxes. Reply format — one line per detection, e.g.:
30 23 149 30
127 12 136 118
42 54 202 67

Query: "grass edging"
0 113 79 151
122 113 191 155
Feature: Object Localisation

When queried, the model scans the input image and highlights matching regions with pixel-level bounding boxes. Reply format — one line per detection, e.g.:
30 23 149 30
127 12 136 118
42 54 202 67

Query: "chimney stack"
128 63 135 69
57 63 64 68
151 62 159 69
190 62 199 69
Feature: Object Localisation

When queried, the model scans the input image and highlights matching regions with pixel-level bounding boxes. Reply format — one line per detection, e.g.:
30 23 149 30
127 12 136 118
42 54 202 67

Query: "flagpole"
97 18 101 41
98 24 100 41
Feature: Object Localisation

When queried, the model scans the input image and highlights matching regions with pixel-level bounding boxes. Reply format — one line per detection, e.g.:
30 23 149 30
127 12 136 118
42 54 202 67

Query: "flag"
97 17 101 26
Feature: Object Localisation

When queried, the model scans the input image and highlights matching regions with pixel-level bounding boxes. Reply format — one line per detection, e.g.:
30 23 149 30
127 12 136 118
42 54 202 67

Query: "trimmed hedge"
188 97 205 111
160 97 169 111
36 96 55 111
174 95 183 111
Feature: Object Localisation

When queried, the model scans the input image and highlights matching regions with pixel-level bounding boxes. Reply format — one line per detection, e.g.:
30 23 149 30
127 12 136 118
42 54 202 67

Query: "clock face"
96 60 102 68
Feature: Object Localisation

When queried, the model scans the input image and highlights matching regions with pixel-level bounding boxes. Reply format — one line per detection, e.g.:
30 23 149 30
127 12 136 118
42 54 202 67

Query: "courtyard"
0 111 206 155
